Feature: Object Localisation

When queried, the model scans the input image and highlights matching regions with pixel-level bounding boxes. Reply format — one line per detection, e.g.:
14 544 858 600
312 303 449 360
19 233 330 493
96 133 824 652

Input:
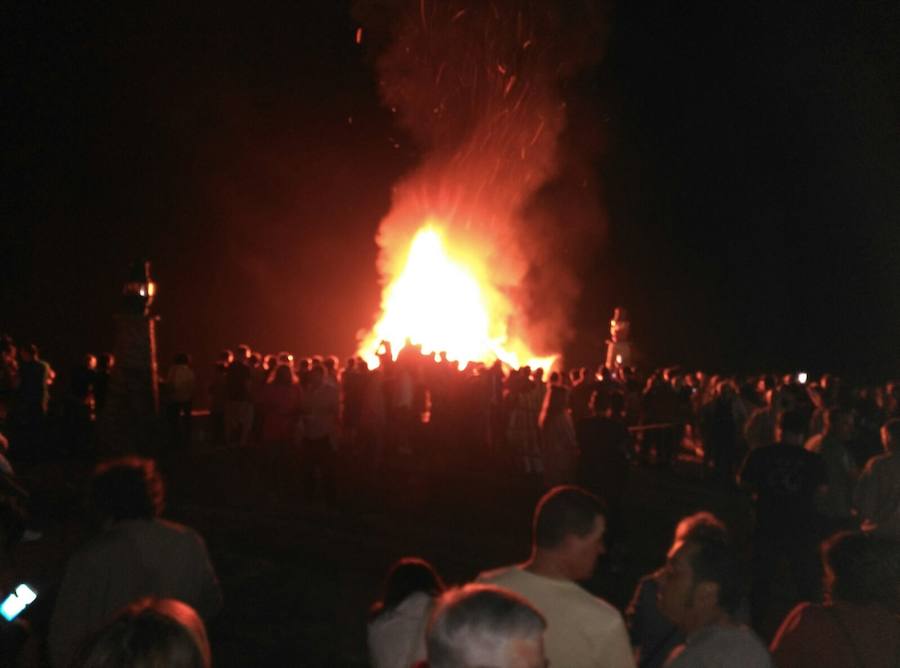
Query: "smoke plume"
355 0 610 357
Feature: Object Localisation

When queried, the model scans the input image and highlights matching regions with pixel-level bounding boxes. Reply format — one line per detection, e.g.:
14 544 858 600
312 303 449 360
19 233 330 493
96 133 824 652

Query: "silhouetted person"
739 410 826 628
853 417 900 537
49 457 222 667
300 366 339 505
770 531 900 668
165 353 195 451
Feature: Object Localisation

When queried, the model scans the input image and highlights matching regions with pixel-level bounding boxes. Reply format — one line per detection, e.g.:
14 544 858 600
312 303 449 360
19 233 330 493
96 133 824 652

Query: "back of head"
372 557 445 619
684 533 742 615
777 409 807 443
824 531 900 611
533 485 605 550
72 598 210 668
674 511 728 545
427 584 546 668
91 457 165 522
882 418 900 452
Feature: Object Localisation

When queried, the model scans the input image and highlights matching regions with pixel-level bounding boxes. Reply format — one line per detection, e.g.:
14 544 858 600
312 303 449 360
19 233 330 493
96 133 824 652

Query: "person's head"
272 364 294 387
84 354 98 370
658 521 740 633
824 407 854 441
173 353 190 366
218 350 233 366
235 345 251 362
532 486 607 580
672 511 727 545
427 584 547 668
588 390 609 417
308 365 325 388
90 457 165 523
72 598 210 668
371 557 445 619
881 418 900 453
823 531 900 612
20 344 38 362
97 353 115 372
775 409 807 446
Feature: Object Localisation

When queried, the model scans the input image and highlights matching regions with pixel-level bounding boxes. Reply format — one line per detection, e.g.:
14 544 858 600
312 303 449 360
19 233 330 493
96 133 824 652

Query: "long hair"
369 557 445 620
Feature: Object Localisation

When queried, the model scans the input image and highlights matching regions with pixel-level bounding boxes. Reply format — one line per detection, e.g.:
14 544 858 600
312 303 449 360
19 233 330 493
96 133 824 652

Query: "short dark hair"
824 531 900 611
427 585 545 668
777 409 807 438
533 485 606 550
90 457 165 521
685 535 742 615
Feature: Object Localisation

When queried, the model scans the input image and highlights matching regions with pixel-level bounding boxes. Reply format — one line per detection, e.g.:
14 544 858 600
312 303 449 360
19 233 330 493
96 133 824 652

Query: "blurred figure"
49 457 222 667
166 353 195 451
0 335 18 422
224 345 253 448
539 372 578 487
853 417 900 537
259 364 302 498
425 584 546 668
300 366 339 505
93 353 114 415
805 408 859 534
739 410 826 628
368 557 445 668
770 532 900 668
71 597 211 668
208 351 231 446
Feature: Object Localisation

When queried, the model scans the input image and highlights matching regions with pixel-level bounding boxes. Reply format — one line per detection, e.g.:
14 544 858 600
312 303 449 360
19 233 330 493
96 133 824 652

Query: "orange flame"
359 221 556 371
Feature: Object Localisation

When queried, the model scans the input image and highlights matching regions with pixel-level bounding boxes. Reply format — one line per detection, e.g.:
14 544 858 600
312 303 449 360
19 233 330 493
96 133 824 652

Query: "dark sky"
4 1 899 381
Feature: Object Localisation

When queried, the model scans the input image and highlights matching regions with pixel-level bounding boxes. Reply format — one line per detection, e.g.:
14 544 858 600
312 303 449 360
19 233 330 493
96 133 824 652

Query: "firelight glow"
359 222 555 371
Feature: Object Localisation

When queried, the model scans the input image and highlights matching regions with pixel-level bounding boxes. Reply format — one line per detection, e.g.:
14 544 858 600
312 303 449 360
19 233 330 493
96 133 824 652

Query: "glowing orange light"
359 222 555 371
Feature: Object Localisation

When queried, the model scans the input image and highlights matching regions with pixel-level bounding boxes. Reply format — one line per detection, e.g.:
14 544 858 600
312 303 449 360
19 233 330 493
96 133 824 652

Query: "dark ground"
15 429 796 668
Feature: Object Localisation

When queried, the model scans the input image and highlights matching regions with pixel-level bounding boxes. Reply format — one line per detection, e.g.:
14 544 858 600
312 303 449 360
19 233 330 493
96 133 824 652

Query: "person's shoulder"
804 434 823 452
476 564 520 584
864 452 897 473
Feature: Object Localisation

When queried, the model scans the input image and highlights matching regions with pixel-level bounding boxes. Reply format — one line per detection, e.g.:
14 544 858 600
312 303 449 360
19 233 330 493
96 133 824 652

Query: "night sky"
5 1 899 383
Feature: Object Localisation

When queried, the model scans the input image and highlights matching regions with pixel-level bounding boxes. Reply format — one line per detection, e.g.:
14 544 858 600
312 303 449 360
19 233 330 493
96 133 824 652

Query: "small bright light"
1 584 37 621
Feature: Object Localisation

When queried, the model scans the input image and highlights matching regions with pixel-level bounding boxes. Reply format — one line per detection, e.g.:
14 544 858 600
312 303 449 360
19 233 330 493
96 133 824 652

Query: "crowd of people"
0 332 899 666
370 487 900 668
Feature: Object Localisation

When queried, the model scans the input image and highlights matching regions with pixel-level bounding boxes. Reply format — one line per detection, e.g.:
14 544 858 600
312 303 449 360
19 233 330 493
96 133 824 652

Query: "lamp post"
97 260 161 456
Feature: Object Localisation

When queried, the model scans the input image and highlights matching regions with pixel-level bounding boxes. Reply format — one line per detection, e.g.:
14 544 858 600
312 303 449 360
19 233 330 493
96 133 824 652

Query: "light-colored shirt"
368 591 433 668
478 565 636 668
166 364 196 403
664 623 772 668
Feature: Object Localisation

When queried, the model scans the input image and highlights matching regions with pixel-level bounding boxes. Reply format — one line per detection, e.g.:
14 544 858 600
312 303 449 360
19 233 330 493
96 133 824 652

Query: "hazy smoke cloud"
355 0 610 355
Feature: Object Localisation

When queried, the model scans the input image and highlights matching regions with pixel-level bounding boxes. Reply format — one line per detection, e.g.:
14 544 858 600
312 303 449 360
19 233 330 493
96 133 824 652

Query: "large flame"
359 221 555 371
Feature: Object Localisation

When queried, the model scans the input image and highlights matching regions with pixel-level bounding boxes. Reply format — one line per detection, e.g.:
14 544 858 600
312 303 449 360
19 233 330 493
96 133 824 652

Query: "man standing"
804 407 859 532
478 485 635 668
224 344 253 447
657 530 772 667
854 417 900 537
738 410 826 627
301 365 340 505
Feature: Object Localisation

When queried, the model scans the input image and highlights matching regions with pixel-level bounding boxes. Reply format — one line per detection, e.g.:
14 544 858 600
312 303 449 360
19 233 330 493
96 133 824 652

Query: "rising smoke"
354 0 611 357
